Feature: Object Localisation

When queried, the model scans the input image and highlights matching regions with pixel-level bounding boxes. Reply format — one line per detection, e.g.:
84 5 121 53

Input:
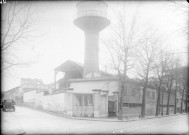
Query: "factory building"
52 59 158 117
20 1 158 118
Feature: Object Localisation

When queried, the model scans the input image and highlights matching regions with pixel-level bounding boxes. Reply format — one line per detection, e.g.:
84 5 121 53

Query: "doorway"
108 100 117 117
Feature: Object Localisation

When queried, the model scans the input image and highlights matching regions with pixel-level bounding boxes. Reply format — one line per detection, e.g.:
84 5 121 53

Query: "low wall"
23 90 109 118
23 92 73 116
123 107 141 117
41 93 65 113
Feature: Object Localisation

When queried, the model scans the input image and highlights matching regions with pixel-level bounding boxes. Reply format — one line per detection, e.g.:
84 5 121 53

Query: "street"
2 106 189 134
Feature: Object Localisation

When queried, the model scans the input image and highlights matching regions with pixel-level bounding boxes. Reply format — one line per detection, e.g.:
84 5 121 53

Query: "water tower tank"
74 1 110 31
74 1 110 78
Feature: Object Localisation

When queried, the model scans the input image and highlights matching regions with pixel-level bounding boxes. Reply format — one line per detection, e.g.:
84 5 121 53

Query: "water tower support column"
84 31 99 77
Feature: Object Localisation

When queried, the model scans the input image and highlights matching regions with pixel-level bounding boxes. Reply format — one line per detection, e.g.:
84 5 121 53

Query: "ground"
2 106 189 134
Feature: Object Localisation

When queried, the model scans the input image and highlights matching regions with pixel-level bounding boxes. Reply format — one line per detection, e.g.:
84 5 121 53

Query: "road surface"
2 106 189 134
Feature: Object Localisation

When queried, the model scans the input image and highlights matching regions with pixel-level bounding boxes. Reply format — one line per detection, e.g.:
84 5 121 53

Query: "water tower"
74 1 110 78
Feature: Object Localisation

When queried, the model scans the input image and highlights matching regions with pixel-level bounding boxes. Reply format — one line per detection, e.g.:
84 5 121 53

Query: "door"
108 100 116 117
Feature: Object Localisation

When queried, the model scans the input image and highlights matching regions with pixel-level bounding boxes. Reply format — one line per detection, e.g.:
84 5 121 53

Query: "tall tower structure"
74 1 110 78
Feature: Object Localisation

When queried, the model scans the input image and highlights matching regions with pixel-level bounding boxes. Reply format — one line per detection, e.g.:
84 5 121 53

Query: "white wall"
41 93 65 112
23 90 36 103
35 92 74 116
70 80 118 95
35 92 44 107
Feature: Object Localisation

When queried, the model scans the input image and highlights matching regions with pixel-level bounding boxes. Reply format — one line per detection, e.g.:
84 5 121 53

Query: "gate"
73 93 94 117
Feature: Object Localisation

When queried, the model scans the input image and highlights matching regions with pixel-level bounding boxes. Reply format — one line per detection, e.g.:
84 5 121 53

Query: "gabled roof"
54 60 113 77
55 60 83 72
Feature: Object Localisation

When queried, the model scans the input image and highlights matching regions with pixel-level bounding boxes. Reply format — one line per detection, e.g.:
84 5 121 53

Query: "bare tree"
135 32 161 118
173 57 182 114
2 1 35 71
169 0 188 35
173 65 187 114
104 5 147 119
150 50 169 116
155 53 182 115
163 54 181 115
179 78 186 113
167 0 188 114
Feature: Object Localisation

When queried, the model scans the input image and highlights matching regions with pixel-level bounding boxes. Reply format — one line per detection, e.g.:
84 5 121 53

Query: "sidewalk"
16 105 187 122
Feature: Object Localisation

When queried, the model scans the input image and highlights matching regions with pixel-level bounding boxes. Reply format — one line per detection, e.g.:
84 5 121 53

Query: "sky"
2 1 188 92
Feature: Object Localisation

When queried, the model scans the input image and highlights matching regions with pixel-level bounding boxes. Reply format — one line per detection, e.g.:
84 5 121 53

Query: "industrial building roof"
54 60 83 72
54 60 113 77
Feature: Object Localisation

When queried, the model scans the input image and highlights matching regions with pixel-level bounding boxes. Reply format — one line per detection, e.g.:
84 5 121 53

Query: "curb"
16 105 187 122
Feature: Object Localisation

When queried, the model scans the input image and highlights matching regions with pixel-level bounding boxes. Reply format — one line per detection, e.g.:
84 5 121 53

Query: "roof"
54 60 113 77
69 77 118 82
22 88 36 93
4 86 19 94
55 60 83 72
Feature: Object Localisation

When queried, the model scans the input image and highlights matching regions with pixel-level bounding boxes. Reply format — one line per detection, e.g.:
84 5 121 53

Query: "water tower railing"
73 10 110 20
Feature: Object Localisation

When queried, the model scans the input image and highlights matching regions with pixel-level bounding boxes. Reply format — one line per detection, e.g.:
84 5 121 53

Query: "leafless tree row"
105 4 188 119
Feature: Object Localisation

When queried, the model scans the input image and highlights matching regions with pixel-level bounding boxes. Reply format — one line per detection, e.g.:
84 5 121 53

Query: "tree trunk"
141 66 150 118
166 90 170 115
118 82 124 120
185 95 188 113
181 90 184 113
118 48 128 120
161 89 164 116
174 90 177 114
141 87 146 118
155 87 161 116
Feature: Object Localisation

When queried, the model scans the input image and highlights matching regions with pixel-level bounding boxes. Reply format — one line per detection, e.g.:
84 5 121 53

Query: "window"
123 103 129 107
146 91 151 98
123 103 141 107
76 94 93 106
138 103 142 107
